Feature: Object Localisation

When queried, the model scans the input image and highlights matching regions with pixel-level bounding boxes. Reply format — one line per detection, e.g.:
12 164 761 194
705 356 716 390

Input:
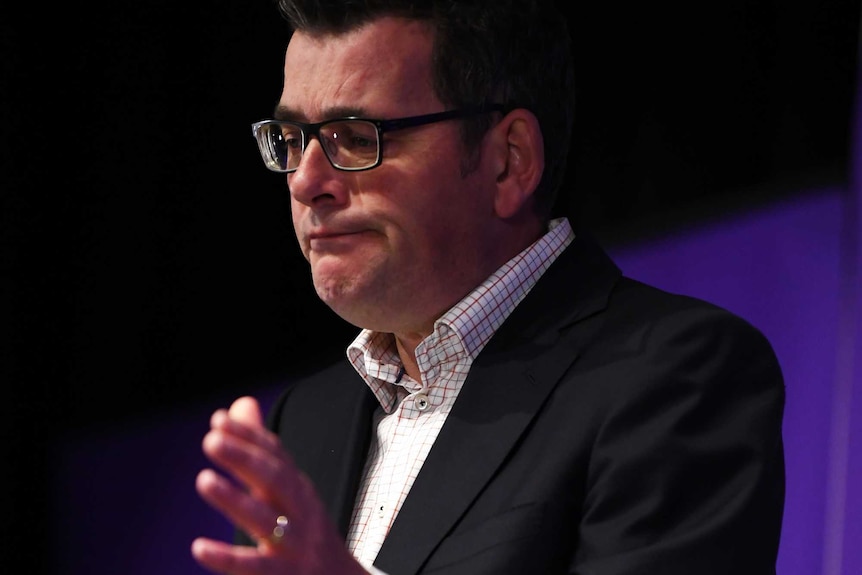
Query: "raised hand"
192 396 368 575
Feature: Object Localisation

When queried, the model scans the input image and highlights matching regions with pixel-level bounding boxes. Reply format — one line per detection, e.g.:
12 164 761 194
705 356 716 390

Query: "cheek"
290 199 301 229
289 200 310 257
402 205 469 266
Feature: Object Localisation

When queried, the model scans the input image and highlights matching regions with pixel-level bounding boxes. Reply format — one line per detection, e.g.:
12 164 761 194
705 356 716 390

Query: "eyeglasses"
251 105 505 173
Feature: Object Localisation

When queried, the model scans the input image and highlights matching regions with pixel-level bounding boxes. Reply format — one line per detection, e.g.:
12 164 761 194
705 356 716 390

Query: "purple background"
38 10 860 574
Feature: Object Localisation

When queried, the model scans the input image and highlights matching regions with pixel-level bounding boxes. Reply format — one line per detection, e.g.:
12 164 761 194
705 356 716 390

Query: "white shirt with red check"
345 217 574 571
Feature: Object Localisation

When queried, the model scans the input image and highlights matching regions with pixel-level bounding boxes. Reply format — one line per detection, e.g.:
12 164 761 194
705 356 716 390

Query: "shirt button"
414 393 430 411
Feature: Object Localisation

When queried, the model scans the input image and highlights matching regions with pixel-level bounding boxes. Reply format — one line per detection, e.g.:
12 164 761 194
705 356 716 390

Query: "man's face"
281 17 500 338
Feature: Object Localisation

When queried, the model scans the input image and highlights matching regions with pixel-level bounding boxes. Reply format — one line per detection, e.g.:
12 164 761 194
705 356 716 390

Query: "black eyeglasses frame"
251 104 506 173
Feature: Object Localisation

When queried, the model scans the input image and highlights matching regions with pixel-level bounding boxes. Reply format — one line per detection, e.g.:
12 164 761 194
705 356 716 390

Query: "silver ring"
271 515 290 540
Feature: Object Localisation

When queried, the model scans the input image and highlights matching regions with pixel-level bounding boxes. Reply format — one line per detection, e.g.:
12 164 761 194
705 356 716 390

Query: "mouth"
308 229 360 240
307 229 372 252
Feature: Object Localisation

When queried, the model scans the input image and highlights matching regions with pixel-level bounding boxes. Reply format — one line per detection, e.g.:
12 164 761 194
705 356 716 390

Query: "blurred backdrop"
2 1 860 573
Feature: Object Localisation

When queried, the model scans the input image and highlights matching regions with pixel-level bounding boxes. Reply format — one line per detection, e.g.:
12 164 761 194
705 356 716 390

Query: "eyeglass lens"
261 120 380 171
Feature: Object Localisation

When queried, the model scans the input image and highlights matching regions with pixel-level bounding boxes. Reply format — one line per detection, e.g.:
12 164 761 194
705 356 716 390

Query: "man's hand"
192 396 368 575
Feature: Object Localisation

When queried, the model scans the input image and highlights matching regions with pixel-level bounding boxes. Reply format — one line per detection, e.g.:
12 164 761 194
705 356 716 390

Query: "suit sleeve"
572 305 785 575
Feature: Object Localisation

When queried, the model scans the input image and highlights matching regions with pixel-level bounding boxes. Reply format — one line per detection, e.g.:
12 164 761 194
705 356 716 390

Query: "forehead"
280 17 439 119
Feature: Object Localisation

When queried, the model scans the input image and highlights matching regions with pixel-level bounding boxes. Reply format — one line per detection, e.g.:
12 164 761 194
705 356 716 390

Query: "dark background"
2 1 859 571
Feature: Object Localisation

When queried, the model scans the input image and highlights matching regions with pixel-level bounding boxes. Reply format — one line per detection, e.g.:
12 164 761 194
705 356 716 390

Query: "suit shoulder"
594 276 782 379
265 356 361 428
612 277 768 337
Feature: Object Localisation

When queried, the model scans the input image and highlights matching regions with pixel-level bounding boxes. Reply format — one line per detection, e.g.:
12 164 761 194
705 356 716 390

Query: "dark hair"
276 0 575 218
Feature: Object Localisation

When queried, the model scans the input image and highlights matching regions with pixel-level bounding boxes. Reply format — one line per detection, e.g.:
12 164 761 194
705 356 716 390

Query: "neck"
394 335 423 384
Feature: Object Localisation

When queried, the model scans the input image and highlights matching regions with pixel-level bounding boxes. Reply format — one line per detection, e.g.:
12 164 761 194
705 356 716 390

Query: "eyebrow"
273 105 369 122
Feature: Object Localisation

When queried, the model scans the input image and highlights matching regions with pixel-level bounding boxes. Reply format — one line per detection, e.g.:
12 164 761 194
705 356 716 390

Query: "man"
192 1 785 574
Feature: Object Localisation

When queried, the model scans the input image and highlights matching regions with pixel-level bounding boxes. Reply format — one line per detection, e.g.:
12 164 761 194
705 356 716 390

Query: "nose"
288 137 349 208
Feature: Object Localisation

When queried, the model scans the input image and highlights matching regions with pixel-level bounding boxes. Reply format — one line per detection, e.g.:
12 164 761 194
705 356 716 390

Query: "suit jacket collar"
372 233 621 574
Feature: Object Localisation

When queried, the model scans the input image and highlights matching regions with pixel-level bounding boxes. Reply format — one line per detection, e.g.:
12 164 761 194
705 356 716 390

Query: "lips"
299 214 379 254
307 229 360 240
307 228 374 253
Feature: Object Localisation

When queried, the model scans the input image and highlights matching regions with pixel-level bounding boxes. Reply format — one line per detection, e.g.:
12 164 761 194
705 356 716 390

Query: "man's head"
264 1 574 339
276 0 575 215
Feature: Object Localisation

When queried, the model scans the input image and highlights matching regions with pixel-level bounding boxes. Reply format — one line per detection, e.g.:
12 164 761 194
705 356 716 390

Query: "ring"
271 515 290 540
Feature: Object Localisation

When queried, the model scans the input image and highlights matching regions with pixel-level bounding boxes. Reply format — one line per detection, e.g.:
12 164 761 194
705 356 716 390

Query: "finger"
194 464 364 575
210 408 282 454
191 536 278 575
195 468 292 550
202 427 306 513
228 396 264 427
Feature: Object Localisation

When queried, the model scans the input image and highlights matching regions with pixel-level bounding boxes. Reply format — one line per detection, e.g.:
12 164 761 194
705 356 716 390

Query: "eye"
348 134 375 149
279 125 303 149
333 122 378 151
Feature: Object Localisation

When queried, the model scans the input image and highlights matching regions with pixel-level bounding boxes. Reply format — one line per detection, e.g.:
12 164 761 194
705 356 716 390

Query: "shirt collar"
347 217 574 411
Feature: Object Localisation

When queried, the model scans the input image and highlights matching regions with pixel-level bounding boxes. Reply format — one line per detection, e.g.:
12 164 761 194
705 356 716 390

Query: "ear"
487 109 545 219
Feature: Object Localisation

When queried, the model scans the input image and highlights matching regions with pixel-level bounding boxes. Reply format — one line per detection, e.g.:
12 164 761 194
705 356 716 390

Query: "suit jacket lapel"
279 362 380 538
374 234 621 574
320 382 380 537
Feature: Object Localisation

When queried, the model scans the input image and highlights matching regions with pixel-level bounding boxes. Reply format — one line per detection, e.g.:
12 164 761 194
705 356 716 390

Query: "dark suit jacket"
259 234 785 575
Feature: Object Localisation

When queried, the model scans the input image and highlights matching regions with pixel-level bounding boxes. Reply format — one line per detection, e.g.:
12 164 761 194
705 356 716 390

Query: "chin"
313 275 364 320
315 279 398 332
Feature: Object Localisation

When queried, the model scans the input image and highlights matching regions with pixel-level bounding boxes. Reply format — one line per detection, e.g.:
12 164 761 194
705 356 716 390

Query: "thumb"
227 395 264 428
